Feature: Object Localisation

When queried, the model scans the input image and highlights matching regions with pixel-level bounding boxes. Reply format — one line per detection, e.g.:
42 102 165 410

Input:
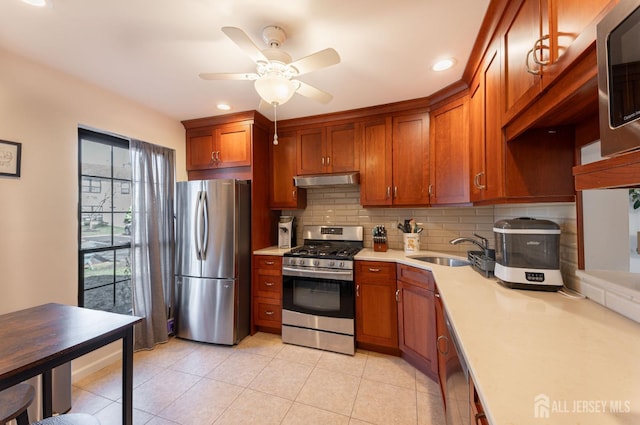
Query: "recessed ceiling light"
217 103 231 111
432 58 456 72
21 0 49 7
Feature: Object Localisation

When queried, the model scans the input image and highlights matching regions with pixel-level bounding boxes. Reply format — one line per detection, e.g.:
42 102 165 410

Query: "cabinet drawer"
356 261 396 283
253 298 282 327
397 264 434 291
255 256 282 270
255 270 282 299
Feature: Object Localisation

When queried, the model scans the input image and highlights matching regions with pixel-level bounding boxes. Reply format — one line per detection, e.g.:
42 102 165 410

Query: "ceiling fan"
199 25 341 107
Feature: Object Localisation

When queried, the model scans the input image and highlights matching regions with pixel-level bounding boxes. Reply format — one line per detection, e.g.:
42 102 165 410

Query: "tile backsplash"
283 186 579 289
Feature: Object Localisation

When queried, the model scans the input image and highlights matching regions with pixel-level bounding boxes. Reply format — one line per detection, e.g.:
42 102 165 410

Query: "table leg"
122 328 134 425
42 369 53 418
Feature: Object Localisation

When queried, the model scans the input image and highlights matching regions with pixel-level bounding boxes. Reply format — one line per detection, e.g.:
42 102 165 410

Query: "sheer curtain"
130 139 175 350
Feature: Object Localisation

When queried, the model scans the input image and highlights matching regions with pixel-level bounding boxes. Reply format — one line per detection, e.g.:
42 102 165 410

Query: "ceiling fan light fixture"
254 72 298 106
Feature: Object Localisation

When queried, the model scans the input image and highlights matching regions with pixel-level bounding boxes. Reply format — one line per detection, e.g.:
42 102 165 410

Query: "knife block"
374 241 388 252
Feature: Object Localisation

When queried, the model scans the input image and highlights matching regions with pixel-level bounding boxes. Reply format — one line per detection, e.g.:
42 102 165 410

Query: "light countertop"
255 246 640 424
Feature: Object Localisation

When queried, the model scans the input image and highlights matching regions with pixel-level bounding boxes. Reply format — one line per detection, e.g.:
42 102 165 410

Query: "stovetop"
286 244 362 260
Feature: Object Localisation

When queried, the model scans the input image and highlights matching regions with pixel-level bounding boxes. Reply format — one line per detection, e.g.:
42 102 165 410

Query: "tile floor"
72 332 446 425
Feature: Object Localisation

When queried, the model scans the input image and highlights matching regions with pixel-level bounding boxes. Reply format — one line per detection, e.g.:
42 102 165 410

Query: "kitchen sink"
410 256 471 267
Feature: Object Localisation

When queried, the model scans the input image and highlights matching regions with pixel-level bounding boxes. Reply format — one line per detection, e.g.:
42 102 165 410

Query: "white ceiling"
0 0 490 122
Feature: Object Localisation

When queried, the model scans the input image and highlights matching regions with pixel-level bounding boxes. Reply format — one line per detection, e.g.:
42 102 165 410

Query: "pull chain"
273 104 279 145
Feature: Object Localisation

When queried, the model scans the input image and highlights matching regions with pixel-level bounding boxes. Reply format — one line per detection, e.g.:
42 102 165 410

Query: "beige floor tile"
233 332 284 358
351 379 418 425
282 402 350 425
169 345 232 377
249 358 313 400
363 352 416 390
417 391 446 425
74 362 124 401
206 351 270 387
275 343 323 366
349 419 375 425
93 401 154 425
70 386 113 415
146 417 180 425
135 338 198 369
415 370 441 396
316 350 368 377
295 367 360 416
132 369 201 413
158 378 243 425
213 388 292 425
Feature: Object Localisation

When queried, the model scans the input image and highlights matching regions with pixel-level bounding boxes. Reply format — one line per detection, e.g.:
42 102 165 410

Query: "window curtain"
130 139 175 350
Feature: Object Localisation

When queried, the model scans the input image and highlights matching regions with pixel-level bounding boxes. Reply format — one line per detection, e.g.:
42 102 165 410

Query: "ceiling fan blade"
295 81 333 104
199 72 258 81
289 48 340 76
221 26 268 64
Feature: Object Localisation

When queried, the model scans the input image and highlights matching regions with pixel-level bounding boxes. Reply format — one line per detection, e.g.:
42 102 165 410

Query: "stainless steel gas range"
281 225 363 355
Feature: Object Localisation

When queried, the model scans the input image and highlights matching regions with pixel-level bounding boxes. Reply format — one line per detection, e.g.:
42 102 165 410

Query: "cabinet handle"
292 189 296 200
525 47 540 75
321 157 325 165
211 151 215 162
356 284 360 297
386 186 391 199
395 289 400 302
264 281 275 286
531 35 551 66
265 260 275 265
216 151 221 162
394 186 398 198
368 268 381 272
326 156 330 166
265 310 275 316
428 184 433 196
475 412 487 425
437 335 449 355
474 172 486 190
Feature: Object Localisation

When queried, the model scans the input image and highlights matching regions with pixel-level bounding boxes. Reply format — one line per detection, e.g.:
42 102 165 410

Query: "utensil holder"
403 234 420 254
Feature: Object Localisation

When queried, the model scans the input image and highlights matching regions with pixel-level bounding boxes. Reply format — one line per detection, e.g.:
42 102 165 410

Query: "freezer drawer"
176 276 236 345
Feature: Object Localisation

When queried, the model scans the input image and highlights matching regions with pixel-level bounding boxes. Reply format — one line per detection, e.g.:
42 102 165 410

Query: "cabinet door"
186 128 215 171
296 127 325 175
434 289 449 405
360 118 393 206
469 76 485 202
397 280 436 376
483 46 505 201
502 0 544 121
392 114 430 206
270 131 306 209
355 261 398 350
429 96 470 205
215 123 251 168
326 123 358 173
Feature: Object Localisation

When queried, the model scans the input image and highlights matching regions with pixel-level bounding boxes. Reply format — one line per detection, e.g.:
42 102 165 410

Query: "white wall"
0 47 187 379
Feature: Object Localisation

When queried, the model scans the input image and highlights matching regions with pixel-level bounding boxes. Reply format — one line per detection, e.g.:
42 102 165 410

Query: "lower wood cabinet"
252 255 282 334
355 261 399 353
396 264 437 380
470 374 490 425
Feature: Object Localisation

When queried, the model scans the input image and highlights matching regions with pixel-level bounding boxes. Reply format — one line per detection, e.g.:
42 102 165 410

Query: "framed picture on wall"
0 140 22 177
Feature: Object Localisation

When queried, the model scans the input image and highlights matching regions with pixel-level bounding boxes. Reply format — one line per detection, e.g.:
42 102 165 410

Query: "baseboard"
71 342 122 383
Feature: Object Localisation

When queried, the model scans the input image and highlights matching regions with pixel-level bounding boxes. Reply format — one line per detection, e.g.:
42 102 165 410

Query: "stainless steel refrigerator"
175 179 251 345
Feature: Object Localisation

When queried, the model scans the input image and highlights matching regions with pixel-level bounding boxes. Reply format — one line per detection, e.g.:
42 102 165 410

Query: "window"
78 128 132 314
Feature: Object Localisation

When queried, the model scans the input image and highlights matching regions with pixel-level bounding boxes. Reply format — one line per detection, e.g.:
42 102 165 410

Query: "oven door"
282 274 354 319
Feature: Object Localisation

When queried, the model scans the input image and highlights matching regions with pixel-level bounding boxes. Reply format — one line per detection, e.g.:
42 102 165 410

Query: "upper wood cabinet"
296 123 358 175
270 131 306 210
186 122 251 171
502 0 614 123
429 95 470 205
470 43 505 203
360 113 430 207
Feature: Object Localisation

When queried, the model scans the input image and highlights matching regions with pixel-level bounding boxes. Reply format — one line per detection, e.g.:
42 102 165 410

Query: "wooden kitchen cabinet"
470 374 490 425
434 287 448 404
396 264 437 379
186 122 251 171
469 43 504 203
252 256 283 334
429 95 470 205
360 113 429 207
269 130 306 209
502 0 614 123
296 123 358 175
355 261 399 353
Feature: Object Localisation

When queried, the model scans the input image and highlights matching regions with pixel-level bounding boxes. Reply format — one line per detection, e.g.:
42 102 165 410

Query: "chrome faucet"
450 234 492 257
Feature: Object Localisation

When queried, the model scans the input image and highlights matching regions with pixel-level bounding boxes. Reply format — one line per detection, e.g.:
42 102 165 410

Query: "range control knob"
339 261 345 268
313 260 319 266
329 261 335 267
298 259 305 266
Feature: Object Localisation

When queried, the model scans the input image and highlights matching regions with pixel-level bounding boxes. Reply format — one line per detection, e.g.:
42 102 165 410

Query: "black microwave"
596 0 640 157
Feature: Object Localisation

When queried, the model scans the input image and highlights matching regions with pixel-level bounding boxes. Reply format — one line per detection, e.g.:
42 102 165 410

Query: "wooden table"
0 303 141 425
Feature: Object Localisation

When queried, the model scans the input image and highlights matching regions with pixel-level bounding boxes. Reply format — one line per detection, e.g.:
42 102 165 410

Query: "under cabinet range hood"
294 172 360 188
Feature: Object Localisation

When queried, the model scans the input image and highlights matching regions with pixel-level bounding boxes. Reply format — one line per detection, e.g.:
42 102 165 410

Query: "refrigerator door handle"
201 190 209 260
195 191 204 260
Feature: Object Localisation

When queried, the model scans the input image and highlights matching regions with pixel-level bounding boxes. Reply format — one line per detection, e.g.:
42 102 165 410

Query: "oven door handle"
282 266 353 280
